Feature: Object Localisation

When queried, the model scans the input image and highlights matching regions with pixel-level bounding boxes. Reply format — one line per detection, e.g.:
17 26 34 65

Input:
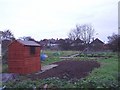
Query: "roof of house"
17 39 40 46
73 38 84 43
90 38 104 44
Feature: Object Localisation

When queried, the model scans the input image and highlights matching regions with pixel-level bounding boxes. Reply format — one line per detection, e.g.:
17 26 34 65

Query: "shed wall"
8 40 41 74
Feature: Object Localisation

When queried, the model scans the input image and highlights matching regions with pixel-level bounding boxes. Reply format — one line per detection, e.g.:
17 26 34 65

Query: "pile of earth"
29 60 100 80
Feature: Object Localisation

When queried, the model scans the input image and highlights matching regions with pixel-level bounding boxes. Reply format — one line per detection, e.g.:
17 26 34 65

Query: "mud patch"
29 60 100 80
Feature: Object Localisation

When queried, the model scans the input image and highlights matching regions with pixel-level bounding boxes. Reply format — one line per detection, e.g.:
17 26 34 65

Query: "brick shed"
8 40 41 74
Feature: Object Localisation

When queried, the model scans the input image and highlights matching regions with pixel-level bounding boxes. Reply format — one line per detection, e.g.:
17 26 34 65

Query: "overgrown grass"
41 57 62 66
41 50 79 66
2 64 8 73
75 55 119 88
2 51 119 89
3 77 76 88
42 50 79 57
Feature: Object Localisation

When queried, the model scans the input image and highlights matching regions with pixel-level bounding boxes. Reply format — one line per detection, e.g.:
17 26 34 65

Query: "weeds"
2 51 119 89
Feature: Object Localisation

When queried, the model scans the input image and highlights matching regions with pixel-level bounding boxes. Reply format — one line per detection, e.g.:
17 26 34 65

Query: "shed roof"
17 40 40 46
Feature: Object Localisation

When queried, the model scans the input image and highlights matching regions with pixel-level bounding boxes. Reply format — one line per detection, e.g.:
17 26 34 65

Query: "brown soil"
29 60 100 80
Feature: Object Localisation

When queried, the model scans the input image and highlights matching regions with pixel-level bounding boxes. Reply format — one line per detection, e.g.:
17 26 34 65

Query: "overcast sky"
0 0 119 42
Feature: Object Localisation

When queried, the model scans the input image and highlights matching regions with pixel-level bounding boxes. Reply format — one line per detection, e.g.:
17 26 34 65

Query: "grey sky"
0 0 118 43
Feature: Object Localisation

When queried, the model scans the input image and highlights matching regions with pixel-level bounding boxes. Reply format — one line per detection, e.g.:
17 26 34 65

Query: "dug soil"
29 60 100 80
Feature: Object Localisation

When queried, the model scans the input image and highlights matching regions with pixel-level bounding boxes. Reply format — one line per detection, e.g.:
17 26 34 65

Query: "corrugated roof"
17 40 40 46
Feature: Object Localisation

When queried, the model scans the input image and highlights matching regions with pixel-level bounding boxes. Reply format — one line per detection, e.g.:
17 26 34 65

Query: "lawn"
2 51 119 89
41 50 79 66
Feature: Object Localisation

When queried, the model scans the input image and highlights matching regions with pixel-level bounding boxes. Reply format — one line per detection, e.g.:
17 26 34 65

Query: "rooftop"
91 38 104 44
17 39 40 46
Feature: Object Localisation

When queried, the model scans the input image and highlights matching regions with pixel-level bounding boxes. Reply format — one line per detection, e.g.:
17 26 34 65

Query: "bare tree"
108 33 120 52
2 30 15 40
19 36 35 41
68 24 94 45
68 29 76 40
1 30 15 63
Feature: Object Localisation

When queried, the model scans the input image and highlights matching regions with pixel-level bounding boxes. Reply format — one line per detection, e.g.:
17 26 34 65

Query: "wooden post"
0 31 2 58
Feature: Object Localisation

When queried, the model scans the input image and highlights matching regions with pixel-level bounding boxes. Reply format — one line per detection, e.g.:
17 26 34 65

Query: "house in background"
8 40 41 74
71 38 85 50
90 38 105 51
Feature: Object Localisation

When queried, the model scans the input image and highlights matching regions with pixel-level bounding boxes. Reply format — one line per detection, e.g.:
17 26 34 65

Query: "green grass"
41 50 80 66
2 51 119 89
2 64 8 73
74 55 119 88
41 57 62 66
42 50 79 57
3 77 75 88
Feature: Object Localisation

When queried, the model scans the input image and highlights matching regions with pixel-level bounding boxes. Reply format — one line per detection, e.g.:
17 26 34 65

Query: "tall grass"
41 50 79 66
75 54 119 88
3 51 119 88
42 50 79 57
